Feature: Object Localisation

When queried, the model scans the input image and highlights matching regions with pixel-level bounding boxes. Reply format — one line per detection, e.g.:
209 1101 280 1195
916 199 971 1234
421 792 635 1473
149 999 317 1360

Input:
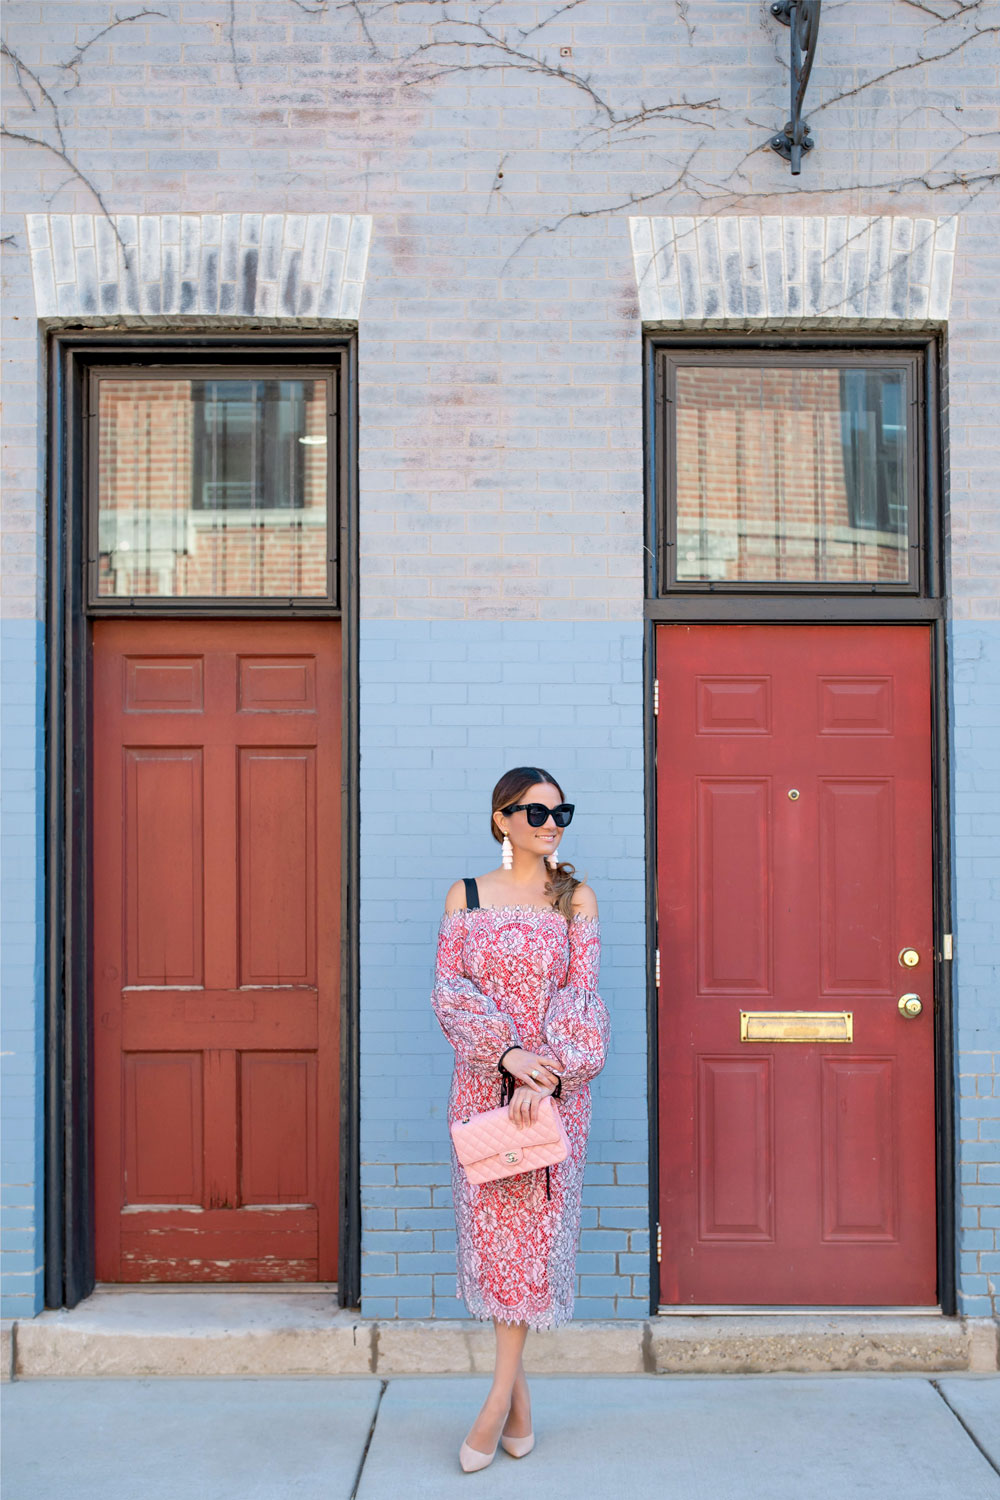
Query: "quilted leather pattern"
450 1096 570 1186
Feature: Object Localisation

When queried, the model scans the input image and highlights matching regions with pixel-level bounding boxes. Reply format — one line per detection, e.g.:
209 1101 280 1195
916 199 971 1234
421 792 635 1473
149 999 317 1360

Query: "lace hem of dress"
459 1290 576 1332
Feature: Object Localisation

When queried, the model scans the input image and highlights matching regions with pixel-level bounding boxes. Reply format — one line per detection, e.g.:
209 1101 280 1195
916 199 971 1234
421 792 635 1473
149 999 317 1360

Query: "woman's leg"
502 1352 532 1439
464 1319 530 1452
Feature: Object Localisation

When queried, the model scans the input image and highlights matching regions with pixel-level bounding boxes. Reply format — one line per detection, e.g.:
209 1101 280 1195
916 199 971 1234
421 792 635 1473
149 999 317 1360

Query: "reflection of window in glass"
838 370 906 534
191 380 310 511
671 362 911 585
95 373 331 599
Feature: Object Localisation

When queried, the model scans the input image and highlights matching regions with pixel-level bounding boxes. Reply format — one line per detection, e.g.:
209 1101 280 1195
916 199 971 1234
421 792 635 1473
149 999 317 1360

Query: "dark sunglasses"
502 801 575 828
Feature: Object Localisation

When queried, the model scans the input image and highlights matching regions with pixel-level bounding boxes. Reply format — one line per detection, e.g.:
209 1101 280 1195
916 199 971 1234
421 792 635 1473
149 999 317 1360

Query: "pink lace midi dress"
431 900 611 1330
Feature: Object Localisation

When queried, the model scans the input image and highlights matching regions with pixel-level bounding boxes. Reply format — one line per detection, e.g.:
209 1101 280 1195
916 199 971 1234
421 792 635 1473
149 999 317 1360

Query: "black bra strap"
463 877 480 910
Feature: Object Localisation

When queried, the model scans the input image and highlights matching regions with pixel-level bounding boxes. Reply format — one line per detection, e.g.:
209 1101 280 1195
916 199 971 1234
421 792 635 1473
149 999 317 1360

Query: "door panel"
239 748 316 982
657 624 936 1306
697 1058 774 1241
697 780 771 993
125 748 204 983
821 1059 897 1240
819 780 895 994
94 619 341 1282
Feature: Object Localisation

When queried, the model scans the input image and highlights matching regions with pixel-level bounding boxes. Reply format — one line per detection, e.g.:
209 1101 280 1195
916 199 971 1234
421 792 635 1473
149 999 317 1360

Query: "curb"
5 1295 998 1379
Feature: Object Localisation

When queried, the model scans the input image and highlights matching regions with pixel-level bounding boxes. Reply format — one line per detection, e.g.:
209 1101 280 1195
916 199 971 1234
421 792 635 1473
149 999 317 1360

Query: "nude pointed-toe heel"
500 1432 535 1458
459 1439 498 1473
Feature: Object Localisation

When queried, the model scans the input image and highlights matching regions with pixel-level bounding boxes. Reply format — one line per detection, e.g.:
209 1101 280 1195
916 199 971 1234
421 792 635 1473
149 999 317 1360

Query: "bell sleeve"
430 911 523 1076
541 917 610 1096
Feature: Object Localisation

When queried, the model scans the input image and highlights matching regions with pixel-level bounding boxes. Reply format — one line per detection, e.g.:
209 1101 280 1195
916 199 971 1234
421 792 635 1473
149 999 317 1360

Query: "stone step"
649 1315 996 1375
4 1293 997 1379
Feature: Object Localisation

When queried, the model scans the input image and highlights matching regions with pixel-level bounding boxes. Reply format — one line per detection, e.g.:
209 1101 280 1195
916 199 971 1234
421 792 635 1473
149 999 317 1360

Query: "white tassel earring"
501 832 514 871
546 852 559 870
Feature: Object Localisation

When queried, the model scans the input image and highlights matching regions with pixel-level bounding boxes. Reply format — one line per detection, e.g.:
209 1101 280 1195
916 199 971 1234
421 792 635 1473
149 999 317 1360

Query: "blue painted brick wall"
358 621 649 1320
0 620 45 1319
949 621 1000 1319
2 0 998 1325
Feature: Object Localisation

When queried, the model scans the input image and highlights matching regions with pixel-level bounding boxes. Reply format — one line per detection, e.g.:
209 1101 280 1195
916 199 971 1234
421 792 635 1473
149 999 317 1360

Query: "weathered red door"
657 624 937 1305
93 619 341 1281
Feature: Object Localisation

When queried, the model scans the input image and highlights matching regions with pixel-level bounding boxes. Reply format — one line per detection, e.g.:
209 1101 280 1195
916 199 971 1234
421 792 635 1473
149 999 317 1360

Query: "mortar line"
931 1378 1000 1478
349 1377 388 1500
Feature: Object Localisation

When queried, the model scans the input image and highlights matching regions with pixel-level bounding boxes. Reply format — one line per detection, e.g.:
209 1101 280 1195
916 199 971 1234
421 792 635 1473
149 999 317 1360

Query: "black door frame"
642 331 955 1314
44 330 361 1308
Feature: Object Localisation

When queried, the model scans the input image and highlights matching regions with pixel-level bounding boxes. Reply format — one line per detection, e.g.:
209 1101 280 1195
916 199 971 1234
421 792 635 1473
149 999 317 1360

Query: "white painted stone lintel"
25 212 373 321
629 214 958 324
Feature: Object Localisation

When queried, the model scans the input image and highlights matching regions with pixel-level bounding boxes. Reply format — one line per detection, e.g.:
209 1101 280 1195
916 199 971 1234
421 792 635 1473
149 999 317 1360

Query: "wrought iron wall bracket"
768 0 821 175
770 123 814 168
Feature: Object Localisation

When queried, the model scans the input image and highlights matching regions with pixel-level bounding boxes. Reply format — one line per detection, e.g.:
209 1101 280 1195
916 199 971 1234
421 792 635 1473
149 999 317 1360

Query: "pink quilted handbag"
450 1095 569 1187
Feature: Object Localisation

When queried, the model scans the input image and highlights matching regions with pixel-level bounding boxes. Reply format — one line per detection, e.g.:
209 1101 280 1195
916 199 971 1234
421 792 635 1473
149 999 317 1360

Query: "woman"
431 766 611 1472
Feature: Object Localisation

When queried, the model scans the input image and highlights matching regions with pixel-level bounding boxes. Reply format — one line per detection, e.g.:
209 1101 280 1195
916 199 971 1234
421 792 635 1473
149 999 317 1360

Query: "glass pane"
96 376 329 597
674 365 910 584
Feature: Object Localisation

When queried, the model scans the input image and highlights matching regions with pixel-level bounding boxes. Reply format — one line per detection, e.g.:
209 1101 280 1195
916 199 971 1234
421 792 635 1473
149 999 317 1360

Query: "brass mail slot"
740 1010 853 1043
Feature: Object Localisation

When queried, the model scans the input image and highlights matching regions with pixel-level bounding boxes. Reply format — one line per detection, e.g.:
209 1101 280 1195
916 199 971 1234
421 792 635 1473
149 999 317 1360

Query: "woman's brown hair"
491 766 581 920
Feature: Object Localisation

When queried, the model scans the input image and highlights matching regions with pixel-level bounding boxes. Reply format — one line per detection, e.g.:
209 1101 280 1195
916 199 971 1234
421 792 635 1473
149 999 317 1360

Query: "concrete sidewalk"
2 1374 999 1500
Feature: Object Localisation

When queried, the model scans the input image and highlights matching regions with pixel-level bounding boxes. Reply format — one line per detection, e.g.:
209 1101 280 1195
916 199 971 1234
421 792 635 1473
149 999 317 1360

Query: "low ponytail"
544 858 581 921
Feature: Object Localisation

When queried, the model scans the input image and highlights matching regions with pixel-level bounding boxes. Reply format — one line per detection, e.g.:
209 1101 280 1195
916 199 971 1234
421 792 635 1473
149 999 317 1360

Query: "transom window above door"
653 349 925 594
89 362 340 605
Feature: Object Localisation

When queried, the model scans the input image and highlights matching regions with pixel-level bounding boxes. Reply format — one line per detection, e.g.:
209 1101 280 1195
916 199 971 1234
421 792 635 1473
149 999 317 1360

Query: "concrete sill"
3 1294 998 1380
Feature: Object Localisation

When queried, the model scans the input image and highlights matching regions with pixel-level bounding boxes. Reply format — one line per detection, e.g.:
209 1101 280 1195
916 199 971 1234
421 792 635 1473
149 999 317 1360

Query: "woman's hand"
508 1082 556 1129
501 1048 561 1093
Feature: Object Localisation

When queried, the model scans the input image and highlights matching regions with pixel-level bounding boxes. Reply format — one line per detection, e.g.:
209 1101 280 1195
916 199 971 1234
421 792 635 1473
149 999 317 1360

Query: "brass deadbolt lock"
898 993 923 1019
898 948 920 968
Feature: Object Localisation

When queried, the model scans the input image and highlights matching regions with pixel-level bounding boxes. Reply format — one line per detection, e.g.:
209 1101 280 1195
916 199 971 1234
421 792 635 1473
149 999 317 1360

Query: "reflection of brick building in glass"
97 377 329 597
675 366 907 583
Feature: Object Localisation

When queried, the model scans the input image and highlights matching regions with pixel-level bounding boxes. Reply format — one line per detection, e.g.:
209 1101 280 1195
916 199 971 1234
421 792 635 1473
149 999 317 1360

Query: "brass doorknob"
898 993 922 1019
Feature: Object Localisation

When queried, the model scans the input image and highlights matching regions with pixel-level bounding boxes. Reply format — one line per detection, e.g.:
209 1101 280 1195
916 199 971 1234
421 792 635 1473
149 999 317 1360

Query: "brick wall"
946 194 1000 1316
358 622 648 1319
0 622 45 1319
950 621 1000 1318
1 206 47 1315
1 0 998 1320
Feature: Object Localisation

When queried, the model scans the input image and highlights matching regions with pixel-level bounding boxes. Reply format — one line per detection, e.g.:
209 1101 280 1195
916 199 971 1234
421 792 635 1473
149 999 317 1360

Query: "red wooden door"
657 624 937 1306
93 619 341 1281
